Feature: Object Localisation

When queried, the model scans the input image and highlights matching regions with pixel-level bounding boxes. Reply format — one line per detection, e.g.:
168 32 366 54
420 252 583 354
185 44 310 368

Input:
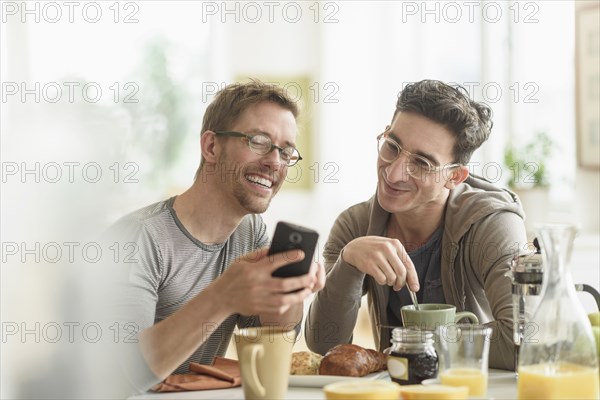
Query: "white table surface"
129 369 517 399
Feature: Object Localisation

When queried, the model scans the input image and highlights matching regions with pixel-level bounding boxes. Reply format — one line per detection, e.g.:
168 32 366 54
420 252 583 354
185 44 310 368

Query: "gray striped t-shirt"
113 196 269 378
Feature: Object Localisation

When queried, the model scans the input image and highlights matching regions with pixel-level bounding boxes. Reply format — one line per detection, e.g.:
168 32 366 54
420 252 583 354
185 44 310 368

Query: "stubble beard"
233 183 272 214
221 156 280 215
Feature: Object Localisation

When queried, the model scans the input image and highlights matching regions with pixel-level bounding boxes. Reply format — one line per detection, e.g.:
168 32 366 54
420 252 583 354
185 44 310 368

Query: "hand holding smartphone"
269 222 319 278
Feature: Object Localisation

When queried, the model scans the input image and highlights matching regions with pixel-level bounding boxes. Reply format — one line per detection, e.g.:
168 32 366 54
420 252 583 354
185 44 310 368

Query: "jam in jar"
384 327 438 385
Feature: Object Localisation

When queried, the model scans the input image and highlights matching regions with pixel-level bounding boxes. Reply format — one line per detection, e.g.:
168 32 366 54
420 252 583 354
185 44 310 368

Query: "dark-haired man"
114 81 325 390
306 80 526 370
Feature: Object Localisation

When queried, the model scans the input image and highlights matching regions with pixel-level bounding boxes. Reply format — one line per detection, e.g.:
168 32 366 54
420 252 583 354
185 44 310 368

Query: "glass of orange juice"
435 324 492 397
517 362 599 399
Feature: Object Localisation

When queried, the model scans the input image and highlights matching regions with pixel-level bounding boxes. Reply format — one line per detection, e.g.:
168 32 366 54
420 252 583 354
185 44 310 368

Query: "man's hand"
341 236 419 292
216 246 319 316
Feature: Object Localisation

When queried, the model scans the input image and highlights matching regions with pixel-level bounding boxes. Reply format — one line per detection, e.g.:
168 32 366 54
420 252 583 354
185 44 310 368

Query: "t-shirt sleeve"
105 217 164 392
115 220 162 331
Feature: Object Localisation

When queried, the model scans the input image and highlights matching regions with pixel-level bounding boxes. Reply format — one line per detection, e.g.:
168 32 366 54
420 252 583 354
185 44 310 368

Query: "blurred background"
2 0 599 398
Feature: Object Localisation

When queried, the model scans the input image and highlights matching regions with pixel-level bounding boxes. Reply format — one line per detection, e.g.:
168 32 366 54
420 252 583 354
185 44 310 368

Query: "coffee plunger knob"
533 237 541 254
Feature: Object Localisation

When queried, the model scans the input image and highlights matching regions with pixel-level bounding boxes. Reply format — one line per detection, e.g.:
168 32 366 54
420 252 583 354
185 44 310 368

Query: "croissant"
319 344 387 377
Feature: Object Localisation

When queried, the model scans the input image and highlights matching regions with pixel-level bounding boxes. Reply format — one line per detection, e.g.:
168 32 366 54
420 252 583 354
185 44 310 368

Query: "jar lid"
391 327 434 343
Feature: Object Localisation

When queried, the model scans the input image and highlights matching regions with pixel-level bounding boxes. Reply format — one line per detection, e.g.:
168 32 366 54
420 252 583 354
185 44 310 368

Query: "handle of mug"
454 311 479 324
241 345 266 397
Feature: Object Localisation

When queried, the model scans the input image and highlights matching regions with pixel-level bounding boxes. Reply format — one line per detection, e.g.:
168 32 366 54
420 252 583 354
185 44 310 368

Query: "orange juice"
439 368 487 397
518 362 599 399
323 380 401 400
399 384 469 400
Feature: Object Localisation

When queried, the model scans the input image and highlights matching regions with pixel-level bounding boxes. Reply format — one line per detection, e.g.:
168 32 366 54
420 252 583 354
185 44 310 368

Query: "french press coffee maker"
506 239 544 372
507 237 600 372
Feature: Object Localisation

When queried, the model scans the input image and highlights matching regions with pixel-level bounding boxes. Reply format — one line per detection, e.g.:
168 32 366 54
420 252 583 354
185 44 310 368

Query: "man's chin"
240 197 271 214
377 188 412 214
377 186 397 212
249 204 270 214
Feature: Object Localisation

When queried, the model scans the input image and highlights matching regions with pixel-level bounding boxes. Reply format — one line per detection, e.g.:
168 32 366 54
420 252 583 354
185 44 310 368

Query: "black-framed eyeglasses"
376 130 461 177
214 131 302 167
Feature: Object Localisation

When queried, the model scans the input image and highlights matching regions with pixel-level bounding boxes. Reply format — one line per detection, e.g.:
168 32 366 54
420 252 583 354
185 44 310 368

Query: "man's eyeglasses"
214 131 302 167
377 131 461 177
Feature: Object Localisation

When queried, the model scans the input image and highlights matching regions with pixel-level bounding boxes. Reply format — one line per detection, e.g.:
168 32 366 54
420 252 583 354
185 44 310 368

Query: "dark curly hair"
392 80 493 165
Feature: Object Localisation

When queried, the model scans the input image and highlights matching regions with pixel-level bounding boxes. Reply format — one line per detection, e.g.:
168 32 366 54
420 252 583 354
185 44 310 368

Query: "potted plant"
503 131 554 237
504 131 553 190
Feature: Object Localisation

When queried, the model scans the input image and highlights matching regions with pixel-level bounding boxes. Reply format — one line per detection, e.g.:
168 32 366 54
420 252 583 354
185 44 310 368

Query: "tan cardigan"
306 175 527 370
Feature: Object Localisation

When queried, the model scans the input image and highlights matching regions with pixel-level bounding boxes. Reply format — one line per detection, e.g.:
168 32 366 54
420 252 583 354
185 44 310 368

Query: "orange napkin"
151 357 241 392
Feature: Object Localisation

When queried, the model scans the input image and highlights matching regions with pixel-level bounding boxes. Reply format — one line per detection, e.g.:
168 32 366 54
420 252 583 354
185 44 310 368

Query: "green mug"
401 304 479 330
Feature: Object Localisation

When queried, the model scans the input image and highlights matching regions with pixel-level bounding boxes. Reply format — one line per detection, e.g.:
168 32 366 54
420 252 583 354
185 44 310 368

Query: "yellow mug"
234 327 296 400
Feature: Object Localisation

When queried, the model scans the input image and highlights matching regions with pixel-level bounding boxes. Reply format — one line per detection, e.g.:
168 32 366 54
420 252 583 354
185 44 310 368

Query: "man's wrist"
202 278 235 316
340 247 357 270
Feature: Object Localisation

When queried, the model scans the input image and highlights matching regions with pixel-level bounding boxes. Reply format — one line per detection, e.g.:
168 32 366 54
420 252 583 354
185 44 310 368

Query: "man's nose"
385 153 411 182
260 148 284 169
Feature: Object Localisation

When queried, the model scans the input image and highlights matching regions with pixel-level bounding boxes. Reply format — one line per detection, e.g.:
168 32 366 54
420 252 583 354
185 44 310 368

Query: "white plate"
289 371 389 388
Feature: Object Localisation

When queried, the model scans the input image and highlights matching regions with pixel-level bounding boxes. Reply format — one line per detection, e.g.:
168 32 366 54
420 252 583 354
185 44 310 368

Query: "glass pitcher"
517 224 599 399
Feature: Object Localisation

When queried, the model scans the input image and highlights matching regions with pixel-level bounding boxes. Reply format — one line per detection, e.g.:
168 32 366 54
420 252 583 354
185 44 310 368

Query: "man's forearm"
259 303 303 331
138 283 232 380
306 259 365 354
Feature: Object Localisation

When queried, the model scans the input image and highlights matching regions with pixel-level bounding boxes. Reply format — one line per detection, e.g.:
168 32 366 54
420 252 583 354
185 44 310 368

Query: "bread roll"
290 351 323 375
319 344 387 377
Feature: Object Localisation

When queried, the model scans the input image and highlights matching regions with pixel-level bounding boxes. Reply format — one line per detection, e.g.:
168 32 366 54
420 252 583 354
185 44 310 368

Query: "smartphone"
269 221 319 278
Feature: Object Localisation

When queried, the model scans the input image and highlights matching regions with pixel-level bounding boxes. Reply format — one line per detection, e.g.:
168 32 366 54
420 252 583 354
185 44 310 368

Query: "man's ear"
444 165 469 189
200 130 219 164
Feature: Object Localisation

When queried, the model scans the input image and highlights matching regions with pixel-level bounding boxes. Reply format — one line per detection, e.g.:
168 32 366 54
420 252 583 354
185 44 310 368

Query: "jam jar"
384 327 438 385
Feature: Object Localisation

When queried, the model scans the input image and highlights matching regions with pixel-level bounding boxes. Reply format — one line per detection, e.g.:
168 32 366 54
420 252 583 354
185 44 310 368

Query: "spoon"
409 289 420 311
